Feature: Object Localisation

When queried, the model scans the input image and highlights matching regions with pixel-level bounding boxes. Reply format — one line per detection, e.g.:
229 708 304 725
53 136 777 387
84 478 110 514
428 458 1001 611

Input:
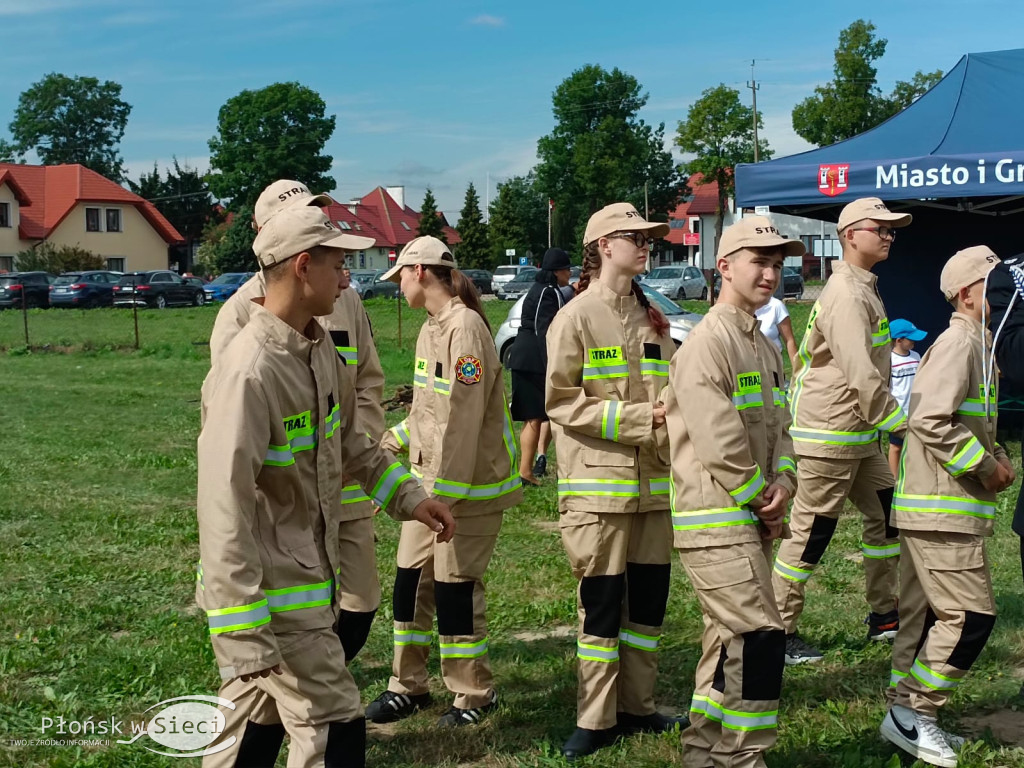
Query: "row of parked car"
0 270 210 309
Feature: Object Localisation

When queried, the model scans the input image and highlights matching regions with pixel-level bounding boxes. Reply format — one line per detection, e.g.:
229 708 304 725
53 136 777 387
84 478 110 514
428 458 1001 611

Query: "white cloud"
468 14 505 27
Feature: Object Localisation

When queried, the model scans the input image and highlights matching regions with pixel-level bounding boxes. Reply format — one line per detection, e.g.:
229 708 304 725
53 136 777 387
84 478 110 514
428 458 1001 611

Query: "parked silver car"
494 284 703 366
643 265 708 301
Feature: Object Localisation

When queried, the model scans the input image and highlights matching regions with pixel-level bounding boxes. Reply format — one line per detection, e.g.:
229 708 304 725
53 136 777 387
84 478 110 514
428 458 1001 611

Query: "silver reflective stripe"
341 484 371 504
876 407 906 433
955 399 987 416
790 427 878 445
582 364 630 379
640 360 669 376
264 446 293 466
773 559 812 582
290 433 317 452
372 462 414 507
394 629 432 646
944 437 984 475
889 669 908 688
861 542 900 559
558 479 640 497
206 600 271 633
730 468 765 506
439 638 489 658
577 640 619 662
893 494 995 519
619 630 659 651
501 405 518 468
649 477 670 495
433 377 451 395
672 507 755 530
776 456 797 474
910 660 960 690
601 400 621 441
772 388 786 407
720 709 777 731
731 392 764 409
265 580 333 612
324 406 340 438
434 475 521 500
390 420 410 448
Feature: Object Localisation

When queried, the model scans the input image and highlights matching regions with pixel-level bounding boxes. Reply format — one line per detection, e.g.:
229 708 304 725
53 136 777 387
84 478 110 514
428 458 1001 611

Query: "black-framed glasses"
609 232 656 249
853 226 897 241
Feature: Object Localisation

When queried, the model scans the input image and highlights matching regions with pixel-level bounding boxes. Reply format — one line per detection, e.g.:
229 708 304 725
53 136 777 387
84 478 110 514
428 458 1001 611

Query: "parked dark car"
0 271 56 309
203 272 254 302
462 269 493 294
49 270 119 308
713 266 804 299
496 267 539 301
112 270 205 309
358 270 400 299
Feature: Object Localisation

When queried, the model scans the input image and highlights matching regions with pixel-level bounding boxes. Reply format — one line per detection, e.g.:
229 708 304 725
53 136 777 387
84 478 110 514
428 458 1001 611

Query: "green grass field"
1 298 1022 768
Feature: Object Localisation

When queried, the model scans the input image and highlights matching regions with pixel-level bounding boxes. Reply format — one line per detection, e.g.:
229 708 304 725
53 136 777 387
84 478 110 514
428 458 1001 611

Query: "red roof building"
322 186 460 271
0 163 183 273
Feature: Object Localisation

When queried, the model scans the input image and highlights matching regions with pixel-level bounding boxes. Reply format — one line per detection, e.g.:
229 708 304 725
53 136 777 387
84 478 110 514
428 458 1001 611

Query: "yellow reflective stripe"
601 400 622 441
790 426 878 445
872 318 891 347
558 478 640 497
335 346 358 365
206 599 271 634
788 300 820 426
943 436 985 476
341 484 371 504
730 467 765 505
439 637 489 658
876 406 906 433
265 579 333 612
577 640 619 662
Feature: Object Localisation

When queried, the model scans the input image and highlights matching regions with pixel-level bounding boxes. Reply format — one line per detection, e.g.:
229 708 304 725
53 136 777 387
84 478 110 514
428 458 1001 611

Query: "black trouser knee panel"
337 609 376 662
878 487 898 539
580 573 625 639
392 567 421 623
435 580 476 636
234 721 285 768
712 644 728 694
948 611 996 671
626 562 670 627
325 718 366 768
801 515 839 564
741 629 786 701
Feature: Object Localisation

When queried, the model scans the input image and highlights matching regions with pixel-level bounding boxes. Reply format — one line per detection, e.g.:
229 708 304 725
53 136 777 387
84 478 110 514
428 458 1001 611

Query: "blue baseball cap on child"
890 318 927 341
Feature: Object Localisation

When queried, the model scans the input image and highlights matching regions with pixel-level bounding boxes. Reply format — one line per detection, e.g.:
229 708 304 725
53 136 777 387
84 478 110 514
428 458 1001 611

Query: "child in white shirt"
887 318 926 479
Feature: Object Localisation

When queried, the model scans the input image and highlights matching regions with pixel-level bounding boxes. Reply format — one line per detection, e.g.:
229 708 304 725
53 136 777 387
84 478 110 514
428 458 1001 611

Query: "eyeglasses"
609 232 656 249
852 226 897 241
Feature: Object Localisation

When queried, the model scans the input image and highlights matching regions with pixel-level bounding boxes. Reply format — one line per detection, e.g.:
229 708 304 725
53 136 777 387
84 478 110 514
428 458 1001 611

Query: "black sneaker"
866 609 900 642
533 454 547 477
436 691 497 727
562 726 620 760
365 690 432 723
617 711 688 734
784 633 823 665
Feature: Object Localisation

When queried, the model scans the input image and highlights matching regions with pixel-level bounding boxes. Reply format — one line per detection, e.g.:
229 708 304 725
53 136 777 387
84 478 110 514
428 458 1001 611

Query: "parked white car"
494 284 703 366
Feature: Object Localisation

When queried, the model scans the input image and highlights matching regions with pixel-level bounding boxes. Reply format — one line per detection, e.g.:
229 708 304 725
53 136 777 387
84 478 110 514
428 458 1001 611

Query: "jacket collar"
589 277 639 312
950 310 991 344
430 295 465 328
709 301 759 333
832 259 878 287
250 302 325 362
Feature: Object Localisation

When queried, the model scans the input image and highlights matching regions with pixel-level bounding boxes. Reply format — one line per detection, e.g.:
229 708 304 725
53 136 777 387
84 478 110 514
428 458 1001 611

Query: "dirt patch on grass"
962 709 1024 745
844 552 863 563
530 521 560 533
513 625 574 642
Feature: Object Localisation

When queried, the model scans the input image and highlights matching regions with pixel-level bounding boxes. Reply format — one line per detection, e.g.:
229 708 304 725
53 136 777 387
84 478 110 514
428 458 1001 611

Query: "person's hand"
759 519 785 541
412 499 456 543
750 483 790 528
998 456 1017 488
982 460 1014 493
240 665 281 683
652 403 666 429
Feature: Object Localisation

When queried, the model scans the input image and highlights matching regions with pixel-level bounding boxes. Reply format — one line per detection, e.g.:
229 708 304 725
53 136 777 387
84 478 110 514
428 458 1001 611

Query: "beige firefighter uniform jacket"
788 261 907 458
381 296 522 516
893 312 1008 536
545 279 674 514
664 303 797 548
209 273 386 522
197 304 426 680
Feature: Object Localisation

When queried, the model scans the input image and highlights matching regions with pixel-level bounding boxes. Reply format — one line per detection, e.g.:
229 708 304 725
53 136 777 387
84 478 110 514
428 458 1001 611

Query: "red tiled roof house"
0 163 183 273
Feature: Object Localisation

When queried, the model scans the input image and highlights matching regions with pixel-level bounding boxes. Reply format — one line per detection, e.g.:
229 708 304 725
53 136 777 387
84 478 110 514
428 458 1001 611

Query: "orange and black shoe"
866 609 900 642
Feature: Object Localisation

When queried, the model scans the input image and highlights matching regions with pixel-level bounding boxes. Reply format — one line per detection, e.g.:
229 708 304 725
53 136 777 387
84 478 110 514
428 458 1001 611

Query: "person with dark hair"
508 247 573 484
546 203 682 759
368 236 523 728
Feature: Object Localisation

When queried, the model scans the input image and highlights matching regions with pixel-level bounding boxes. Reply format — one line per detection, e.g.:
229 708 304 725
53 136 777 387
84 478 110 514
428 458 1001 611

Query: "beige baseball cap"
837 197 913 233
718 216 805 259
253 206 374 268
583 202 670 247
939 245 1001 302
381 236 457 282
254 179 334 228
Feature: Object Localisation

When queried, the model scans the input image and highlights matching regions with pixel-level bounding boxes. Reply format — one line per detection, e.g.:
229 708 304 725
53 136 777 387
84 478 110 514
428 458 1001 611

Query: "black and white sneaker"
784 633 823 665
364 690 432 723
533 454 547 477
436 691 498 727
866 609 900 642
880 704 958 768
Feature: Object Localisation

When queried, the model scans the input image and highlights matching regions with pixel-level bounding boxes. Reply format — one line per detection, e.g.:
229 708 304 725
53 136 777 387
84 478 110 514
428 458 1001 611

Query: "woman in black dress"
508 247 573 484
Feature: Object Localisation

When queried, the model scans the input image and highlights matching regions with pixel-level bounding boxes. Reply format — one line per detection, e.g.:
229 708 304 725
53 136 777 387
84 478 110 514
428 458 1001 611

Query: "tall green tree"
488 174 548 265
416 188 447 243
676 84 771 263
0 139 19 163
455 182 489 269
199 205 257 274
129 159 215 253
535 65 682 250
792 20 943 146
207 82 336 209
9 73 131 180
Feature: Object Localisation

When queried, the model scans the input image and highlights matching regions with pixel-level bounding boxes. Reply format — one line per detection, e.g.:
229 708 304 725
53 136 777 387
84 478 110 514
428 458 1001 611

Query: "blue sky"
1 0 1022 220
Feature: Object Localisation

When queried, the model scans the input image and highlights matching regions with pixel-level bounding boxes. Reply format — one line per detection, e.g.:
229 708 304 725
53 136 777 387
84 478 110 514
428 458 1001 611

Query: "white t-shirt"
755 297 789 351
890 349 922 414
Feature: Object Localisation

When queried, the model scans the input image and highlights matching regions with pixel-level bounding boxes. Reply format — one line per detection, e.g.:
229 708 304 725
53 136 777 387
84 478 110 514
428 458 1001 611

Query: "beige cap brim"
381 263 402 282
844 211 913 230
323 232 375 251
637 221 670 239
310 193 335 208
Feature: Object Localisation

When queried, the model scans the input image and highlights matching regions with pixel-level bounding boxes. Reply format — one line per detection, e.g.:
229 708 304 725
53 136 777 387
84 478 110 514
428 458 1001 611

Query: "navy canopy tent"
735 47 1024 357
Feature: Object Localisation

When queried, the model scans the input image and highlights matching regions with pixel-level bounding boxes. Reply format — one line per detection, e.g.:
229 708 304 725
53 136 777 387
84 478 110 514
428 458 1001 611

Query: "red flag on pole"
548 199 555 210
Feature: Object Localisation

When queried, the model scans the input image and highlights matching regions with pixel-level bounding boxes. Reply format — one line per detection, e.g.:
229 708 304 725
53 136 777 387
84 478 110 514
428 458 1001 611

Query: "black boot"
325 717 366 768
234 721 285 767
561 726 620 760
617 711 688 734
